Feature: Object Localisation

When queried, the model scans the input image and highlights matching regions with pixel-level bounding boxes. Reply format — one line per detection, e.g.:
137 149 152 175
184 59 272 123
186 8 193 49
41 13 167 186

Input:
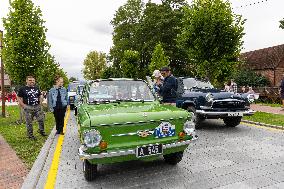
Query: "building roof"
240 44 284 70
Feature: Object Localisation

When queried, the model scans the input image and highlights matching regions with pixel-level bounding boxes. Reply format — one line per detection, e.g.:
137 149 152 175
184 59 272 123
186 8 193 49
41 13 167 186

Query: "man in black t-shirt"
17 76 47 140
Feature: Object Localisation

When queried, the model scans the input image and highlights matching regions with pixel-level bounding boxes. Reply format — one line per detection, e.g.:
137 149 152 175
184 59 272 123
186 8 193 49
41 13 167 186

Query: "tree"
110 0 144 74
178 0 245 85
149 43 170 73
233 69 270 87
138 0 189 76
36 53 68 91
82 51 106 80
2 0 50 85
280 18 284 29
121 50 140 78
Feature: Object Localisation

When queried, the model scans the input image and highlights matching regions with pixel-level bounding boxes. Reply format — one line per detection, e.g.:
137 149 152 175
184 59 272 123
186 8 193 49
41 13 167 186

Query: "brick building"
240 44 284 87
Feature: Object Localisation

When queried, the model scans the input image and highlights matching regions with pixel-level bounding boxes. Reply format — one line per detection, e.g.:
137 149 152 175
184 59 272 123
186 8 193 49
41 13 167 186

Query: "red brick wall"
275 68 284 86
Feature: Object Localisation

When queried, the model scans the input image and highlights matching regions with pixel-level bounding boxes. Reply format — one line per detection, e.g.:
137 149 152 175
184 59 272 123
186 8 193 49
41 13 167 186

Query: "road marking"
241 122 284 132
44 108 70 189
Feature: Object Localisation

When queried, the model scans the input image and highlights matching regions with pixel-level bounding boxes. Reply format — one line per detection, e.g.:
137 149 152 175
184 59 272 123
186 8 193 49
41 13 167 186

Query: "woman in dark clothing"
281 74 284 110
48 76 68 135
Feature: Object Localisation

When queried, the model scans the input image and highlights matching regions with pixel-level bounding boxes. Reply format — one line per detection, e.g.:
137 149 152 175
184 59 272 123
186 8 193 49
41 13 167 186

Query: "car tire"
223 117 242 127
83 160 97 181
187 106 203 129
163 151 184 165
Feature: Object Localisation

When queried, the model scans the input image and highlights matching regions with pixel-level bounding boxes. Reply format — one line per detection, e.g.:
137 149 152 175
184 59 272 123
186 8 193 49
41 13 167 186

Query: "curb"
21 127 57 189
241 119 284 130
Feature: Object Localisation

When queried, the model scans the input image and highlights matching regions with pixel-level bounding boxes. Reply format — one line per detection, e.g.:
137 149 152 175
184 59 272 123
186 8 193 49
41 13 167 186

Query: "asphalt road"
34 111 284 189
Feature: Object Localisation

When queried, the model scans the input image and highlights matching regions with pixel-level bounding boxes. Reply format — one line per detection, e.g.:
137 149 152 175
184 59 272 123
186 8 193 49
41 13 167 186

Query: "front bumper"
196 109 255 116
78 136 198 160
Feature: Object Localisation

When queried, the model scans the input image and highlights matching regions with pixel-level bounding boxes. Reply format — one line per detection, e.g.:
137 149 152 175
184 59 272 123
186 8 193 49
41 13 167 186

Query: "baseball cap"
160 66 170 72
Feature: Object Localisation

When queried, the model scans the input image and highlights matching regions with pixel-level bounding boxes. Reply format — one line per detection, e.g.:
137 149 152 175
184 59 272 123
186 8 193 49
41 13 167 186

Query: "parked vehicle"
67 81 83 110
76 78 198 181
176 78 255 129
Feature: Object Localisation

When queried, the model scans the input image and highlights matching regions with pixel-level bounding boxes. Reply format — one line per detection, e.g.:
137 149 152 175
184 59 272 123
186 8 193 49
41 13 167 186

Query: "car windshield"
89 80 155 102
183 78 214 89
68 83 80 92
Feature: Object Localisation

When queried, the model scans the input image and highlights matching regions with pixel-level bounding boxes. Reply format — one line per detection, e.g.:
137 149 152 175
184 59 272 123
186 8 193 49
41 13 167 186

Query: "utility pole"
0 30 5 117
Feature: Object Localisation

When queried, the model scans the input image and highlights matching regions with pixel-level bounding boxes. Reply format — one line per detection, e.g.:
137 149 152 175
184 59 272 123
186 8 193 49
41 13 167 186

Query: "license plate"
228 112 243 117
136 144 163 158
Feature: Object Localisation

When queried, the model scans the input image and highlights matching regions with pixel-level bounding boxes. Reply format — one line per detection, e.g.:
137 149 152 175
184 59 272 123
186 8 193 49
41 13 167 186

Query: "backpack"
170 77 184 98
175 77 185 98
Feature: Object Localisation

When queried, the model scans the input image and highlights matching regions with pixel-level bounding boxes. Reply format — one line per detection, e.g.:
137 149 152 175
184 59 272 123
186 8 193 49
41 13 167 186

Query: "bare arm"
17 96 26 108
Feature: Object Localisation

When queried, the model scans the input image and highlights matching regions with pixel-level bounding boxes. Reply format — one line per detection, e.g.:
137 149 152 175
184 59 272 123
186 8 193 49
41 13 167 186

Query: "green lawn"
0 106 55 169
243 112 284 127
255 102 282 108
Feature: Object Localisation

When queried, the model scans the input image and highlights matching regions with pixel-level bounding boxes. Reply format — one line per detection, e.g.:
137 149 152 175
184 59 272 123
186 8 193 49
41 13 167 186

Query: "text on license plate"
228 112 243 117
136 144 163 158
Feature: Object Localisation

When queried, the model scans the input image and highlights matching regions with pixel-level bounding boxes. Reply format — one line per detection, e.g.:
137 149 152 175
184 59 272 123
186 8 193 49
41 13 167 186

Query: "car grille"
212 100 245 109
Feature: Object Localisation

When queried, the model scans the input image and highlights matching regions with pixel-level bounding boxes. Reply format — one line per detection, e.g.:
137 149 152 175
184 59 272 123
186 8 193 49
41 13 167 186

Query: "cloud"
88 20 113 35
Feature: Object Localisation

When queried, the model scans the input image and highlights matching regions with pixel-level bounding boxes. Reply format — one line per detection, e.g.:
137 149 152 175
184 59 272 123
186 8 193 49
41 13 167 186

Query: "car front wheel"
187 106 203 129
83 160 97 181
223 117 242 127
163 151 184 165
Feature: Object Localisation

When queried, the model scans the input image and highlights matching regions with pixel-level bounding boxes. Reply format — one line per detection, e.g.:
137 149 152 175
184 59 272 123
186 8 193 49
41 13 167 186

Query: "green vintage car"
77 79 198 181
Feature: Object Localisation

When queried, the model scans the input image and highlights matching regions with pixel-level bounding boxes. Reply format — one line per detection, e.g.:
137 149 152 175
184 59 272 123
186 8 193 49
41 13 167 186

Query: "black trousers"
53 107 66 133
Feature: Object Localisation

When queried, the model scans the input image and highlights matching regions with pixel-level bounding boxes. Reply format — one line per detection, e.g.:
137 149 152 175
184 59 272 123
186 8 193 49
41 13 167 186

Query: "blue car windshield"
183 78 214 89
89 80 155 101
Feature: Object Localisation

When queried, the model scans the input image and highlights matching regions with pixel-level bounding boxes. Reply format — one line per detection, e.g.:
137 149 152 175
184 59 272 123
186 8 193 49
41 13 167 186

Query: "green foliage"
2 0 50 85
36 53 68 91
178 0 245 85
280 18 284 29
121 50 140 78
110 0 144 73
233 69 270 87
149 43 170 73
82 50 107 80
110 0 189 78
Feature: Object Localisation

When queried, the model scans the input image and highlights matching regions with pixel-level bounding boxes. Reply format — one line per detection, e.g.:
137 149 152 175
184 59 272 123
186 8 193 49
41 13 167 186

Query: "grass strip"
244 111 284 127
0 105 55 169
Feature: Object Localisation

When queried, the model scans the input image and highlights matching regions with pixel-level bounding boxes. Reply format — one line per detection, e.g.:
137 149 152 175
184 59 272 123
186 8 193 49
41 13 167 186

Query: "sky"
0 0 284 79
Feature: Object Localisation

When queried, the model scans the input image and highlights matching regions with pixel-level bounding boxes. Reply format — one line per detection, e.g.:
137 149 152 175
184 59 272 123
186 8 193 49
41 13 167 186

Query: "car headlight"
205 93 214 102
183 120 195 135
83 130 102 148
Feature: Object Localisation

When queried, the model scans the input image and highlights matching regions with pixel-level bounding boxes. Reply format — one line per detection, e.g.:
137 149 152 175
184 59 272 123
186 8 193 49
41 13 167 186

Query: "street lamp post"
0 30 5 117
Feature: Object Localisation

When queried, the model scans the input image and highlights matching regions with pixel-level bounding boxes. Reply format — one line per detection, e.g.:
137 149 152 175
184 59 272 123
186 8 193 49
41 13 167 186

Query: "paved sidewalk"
250 104 284 115
0 135 28 189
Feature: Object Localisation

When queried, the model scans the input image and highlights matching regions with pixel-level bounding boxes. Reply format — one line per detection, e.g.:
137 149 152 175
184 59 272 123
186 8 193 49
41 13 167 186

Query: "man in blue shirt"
156 67 177 103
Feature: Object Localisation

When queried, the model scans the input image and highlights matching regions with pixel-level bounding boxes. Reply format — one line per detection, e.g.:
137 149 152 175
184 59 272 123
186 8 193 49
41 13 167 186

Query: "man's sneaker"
56 130 60 135
60 132 64 135
28 136 36 140
38 130 48 136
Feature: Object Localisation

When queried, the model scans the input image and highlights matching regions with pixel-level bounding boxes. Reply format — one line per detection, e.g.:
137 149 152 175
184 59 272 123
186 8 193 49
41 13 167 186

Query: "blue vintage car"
176 78 255 129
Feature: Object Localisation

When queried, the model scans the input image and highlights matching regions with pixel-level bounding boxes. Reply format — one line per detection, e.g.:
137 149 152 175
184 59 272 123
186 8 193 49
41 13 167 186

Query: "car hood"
81 102 189 126
183 89 245 100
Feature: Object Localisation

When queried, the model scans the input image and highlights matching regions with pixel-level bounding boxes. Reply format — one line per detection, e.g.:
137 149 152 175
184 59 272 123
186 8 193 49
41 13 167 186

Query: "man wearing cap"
156 67 178 103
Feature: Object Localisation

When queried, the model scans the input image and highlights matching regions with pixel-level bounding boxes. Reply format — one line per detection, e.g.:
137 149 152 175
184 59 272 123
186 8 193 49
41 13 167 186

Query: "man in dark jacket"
156 67 177 103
